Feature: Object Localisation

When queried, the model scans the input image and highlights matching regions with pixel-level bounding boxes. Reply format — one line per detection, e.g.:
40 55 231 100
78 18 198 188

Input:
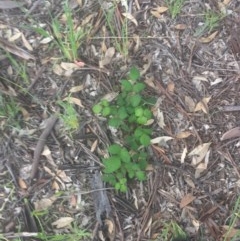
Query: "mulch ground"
0 0 240 240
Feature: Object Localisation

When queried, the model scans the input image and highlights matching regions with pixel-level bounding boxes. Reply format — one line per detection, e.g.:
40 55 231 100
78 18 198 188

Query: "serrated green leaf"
133 83 145 93
134 127 143 138
143 109 152 119
120 183 127 192
101 99 109 107
120 148 131 163
109 118 121 127
108 144 122 154
103 156 121 173
102 106 111 116
142 128 152 135
130 94 141 107
128 114 137 123
118 107 128 119
128 170 135 178
92 104 102 114
102 174 117 185
117 96 125 106
140 134 151 146
138 158 148 170
135 107 144 117
126 106 134 114
115 182 121 190
137 116 148 124
129 67 140 81
121 79 132 92
136 171 146 181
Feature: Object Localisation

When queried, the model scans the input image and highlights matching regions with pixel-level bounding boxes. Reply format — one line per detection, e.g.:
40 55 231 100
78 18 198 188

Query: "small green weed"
30 203 90 241
6 52 29 84
195 10 224 37
57 98 79 132
0 95 20 129
101 3 129 57
165 0 186 19
93 67 155 192
33 1 88 61
36 223 90 241
223 196 240 241
157 221 188 241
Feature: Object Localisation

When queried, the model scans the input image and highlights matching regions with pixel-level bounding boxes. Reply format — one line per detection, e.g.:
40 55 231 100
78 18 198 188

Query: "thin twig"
30 115 58 179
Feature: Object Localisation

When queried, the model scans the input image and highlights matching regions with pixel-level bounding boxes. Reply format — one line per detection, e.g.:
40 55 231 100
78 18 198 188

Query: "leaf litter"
0 0 240 240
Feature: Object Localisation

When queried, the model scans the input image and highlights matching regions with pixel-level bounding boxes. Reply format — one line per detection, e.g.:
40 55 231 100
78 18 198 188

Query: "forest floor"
0 0 240 240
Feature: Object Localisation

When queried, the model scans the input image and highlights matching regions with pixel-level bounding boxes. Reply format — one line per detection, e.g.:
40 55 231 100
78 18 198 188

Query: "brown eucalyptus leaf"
221 127 240 141
199 31 218 43
180 193 196 208
52 217 74 228
122 13 138 26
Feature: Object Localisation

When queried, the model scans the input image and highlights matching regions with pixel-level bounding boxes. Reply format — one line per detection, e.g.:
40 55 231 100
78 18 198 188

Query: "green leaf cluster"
93 67 155 192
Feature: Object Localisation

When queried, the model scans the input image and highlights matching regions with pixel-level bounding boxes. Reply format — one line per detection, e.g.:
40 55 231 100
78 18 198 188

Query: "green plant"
6 52 29 84
57 98 79 132
36 223 90 241
0 94 20 129
32 0 88 61
223 196 240 241
157 221 188 241
165 0 186 19
100 3 129 56
31 206 90 240
195 10 224 37
93 67 155 192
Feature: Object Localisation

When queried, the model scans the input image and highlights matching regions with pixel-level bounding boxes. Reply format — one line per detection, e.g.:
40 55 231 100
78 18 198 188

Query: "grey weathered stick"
91 171 111 225
30 115 58 179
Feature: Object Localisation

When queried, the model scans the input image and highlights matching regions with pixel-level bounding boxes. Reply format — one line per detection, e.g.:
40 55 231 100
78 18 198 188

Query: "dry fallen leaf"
0 37 35 60
52 180 60 190
195 162 207 178
220 127 240 141
153 108 166 128
53 64 64 76
167 81 175 93
99 47 115 67
184 96 196 112
52 217 74 228
9 32 22 42
18 177 28 189
19 107 30 120
188 142 211 166
176 131 192 139
175 24 187 30
199 31 218 43
180 147 188 163
194 97 211 114
69 85 84 93
223 0 232 4
151 136 173 146
34 196 57 211
180 193 196 208
63 97 84 107
101 92 118 102
184 176 195 188
122 13 138 26
150 10 162 18
60 62 81 71
21 33 33 51
222 225 240 239
153 6 168 13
